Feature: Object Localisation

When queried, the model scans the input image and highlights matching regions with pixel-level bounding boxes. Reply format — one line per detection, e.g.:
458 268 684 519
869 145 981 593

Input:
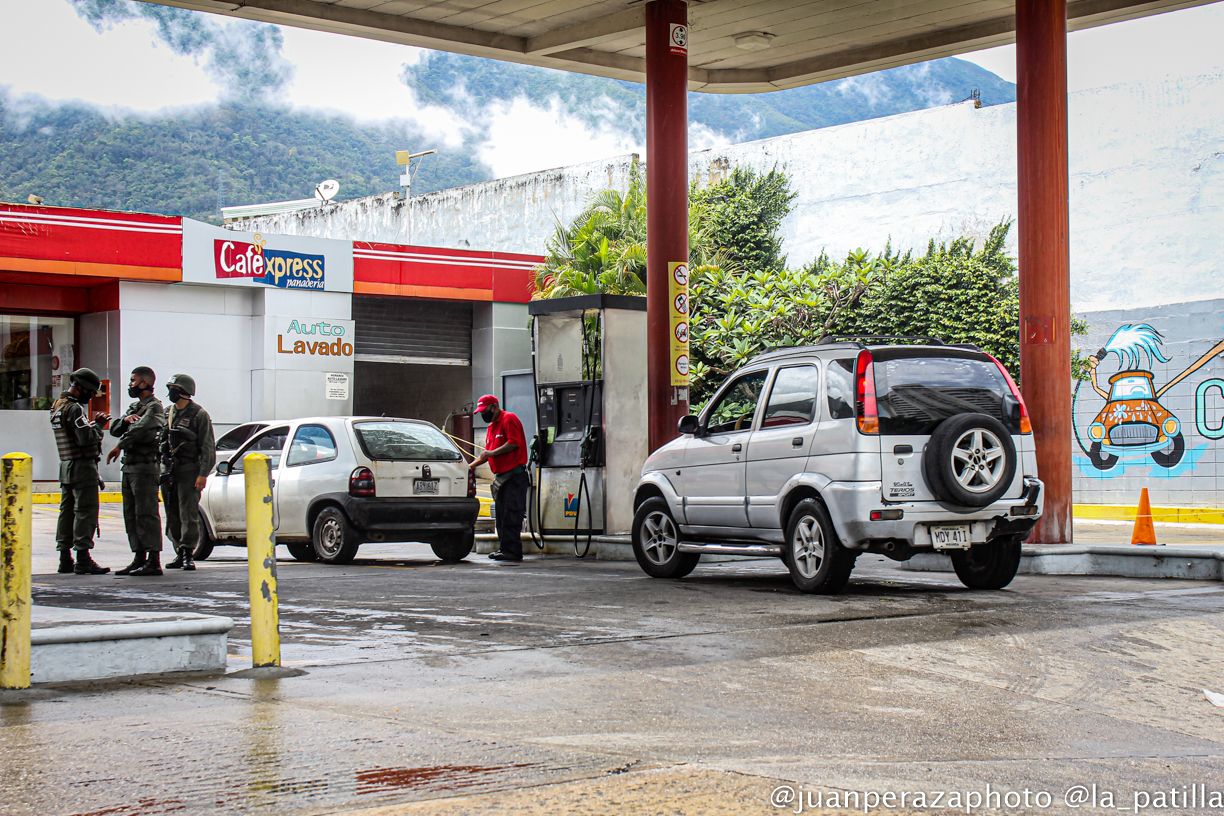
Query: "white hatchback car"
199 416 479 564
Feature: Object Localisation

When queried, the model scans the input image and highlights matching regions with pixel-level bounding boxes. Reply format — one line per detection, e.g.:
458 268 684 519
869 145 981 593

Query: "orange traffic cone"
1131 487 1159 546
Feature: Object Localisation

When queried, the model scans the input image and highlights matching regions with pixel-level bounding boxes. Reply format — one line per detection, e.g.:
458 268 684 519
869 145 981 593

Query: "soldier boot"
165 549 185 569
130 552 163 577
73 549 110 575
58 549 75 574
115 553 148 576
182 547 195 571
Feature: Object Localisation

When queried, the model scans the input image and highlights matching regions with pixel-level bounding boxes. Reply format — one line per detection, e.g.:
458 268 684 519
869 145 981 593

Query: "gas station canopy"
153 0 1214 92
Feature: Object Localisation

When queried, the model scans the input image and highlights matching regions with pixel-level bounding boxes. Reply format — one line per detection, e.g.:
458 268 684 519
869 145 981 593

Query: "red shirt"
484 410 528 473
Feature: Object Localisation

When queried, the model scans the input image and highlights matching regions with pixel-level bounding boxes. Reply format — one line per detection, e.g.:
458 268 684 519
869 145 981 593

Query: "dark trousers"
493 470 530 557
164 468 201 555
55 481 99 551
122 470 163 553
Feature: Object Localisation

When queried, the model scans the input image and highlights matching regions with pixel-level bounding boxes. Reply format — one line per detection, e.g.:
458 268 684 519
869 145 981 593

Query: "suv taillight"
349 466 375 497
467 468 477 499
855 349 879 434
989 355 1032 434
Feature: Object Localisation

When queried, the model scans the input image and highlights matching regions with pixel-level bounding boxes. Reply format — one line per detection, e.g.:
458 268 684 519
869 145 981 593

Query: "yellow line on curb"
1074 504 1224 524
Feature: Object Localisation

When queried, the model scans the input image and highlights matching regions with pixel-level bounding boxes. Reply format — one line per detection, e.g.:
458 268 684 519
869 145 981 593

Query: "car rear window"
875 356 1009 435
353 421 462 461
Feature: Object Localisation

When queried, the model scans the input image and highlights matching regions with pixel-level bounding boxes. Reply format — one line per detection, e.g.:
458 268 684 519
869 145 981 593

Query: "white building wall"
230 71 1224 314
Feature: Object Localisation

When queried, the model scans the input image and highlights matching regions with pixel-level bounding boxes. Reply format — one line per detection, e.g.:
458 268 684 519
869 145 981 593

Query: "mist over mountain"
1 0 1015 223
404 52 1015 147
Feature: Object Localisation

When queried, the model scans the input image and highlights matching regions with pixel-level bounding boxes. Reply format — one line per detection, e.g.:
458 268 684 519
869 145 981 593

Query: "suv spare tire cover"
922 412 1017 507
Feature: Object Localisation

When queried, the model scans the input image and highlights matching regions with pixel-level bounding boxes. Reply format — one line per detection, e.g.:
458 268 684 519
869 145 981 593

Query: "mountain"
0 93 487 223
404 52 1016 143
1 53 1014 224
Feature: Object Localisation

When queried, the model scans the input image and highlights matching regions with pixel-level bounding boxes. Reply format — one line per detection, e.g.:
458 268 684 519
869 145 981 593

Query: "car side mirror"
1003 395 1022 422
216 460 231 476
677 415 700 436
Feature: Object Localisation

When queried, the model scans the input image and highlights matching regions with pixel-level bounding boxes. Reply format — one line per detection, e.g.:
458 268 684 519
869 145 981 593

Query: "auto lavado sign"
216 235 325 290
277 319 353 358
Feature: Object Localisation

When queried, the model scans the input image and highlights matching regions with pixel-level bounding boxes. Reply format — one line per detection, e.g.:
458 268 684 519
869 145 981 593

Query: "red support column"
1017 0 1072 543
645 0 689 453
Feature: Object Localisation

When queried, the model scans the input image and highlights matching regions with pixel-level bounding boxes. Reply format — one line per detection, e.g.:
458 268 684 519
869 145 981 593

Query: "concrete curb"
32 616 235 646
900 544 1224 581
31 608 234 684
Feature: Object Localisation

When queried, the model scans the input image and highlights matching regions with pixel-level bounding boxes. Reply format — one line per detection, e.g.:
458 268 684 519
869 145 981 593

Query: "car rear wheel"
312 506 360 565
783 498 856 594
950 535 1023 590
1088 441 1119 470
286 541 318 562
632 497 699 579
1151 432 1185 468
431 531 474 563
924 413 1017 507
194 511 215 561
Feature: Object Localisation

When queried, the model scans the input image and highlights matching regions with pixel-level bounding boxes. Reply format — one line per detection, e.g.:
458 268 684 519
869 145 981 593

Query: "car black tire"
286 541 318 562
1088 441 1119 471
1151 432 1185 468
431 530 474 563
783 498 856 594
312 506 361 565
194 511 215 561
950 535 1023 590
923 413 1017 507
632 497 699 579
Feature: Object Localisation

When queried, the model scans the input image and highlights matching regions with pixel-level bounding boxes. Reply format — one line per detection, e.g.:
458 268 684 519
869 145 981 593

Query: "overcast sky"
3 0 1224 178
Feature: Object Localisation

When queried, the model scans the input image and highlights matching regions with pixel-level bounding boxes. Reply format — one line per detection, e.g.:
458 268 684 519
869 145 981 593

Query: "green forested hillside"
0 94 488 223
2 51 1014 224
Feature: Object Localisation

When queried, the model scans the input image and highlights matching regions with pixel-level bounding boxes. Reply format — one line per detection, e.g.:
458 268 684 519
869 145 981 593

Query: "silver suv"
631 339 1044 593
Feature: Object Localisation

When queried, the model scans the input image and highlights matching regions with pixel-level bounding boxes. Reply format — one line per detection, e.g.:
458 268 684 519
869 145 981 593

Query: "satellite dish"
314 179 340 202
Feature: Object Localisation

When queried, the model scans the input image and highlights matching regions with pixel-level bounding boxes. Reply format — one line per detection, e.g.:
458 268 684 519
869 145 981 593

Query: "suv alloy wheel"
783 499 856 594
632 498 700 579
923 413 1017 507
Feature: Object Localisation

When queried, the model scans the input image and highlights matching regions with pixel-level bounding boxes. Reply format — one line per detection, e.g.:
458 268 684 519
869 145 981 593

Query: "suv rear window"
875 356 1009 435
353 421 462 461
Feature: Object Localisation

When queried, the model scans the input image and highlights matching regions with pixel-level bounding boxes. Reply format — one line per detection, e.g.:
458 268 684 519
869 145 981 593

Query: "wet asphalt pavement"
4 507 1224 815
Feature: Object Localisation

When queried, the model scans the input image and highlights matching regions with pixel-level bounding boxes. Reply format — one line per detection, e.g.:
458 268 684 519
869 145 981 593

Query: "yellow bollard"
1 453 33 689
244 453 280 668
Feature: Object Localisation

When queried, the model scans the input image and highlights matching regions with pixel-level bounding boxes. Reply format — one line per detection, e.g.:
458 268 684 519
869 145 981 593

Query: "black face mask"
480 408 496 423
167 386 185 403
128 385 145 398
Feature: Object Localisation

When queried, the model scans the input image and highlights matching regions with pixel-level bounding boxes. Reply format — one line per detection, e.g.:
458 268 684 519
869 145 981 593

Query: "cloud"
67 0 293 103
473 96 640 177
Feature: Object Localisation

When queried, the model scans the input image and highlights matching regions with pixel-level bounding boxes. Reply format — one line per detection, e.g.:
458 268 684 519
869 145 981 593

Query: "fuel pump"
529 295 648 554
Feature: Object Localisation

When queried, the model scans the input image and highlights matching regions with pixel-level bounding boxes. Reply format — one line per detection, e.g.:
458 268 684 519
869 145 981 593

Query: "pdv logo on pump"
214 235 325 290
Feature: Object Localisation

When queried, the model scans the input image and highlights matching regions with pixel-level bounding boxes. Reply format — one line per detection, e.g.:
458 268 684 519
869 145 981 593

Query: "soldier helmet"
69 368 101 393
166 373 196 397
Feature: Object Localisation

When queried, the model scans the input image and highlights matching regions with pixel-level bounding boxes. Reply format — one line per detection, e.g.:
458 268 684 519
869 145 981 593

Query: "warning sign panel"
668 261 689 386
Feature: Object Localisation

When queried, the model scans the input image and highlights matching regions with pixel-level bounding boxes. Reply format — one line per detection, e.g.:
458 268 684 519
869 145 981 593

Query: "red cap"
475 394 499 412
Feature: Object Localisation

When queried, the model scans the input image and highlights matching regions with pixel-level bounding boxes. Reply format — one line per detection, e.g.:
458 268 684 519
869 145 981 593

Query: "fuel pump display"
529 295 648 548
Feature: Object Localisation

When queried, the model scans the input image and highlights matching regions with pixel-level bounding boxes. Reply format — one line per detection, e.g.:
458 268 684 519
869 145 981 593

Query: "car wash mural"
1072 302 1224 505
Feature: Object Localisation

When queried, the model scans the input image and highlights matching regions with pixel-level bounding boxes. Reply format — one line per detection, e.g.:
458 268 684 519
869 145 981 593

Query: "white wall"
230 70 1224 314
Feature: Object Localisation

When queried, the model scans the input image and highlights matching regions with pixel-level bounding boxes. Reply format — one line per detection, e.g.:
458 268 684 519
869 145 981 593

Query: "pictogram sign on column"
669 261 690 386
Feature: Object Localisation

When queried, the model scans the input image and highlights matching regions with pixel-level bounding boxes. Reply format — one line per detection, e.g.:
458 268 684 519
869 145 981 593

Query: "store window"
0 315 75 411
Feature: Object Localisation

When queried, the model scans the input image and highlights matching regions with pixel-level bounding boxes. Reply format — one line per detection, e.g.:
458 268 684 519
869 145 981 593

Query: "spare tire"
923 413 1016 507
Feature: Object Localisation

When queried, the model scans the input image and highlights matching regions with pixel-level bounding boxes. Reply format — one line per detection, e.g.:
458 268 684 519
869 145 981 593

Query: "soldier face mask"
128 384 145 398
167 386 184 403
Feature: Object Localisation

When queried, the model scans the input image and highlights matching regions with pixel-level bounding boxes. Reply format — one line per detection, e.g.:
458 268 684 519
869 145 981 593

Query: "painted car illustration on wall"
1077 323 1224 471
1085 370 1183 469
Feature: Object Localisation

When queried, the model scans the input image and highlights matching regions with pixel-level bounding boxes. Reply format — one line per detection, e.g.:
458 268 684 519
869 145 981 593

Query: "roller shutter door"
352 297 472 365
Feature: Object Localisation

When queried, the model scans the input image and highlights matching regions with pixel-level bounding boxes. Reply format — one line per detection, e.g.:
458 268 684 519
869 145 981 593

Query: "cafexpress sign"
216 237 325 290
181 220 354 293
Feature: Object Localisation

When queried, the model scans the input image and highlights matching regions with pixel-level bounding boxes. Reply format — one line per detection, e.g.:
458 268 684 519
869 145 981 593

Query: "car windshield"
353 421 462 461
875 356 1010 435
1110 375 1155 400
217 423 265 451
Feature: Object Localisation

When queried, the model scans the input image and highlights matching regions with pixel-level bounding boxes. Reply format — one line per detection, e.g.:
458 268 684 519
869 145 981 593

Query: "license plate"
930 524 971 549
413 479 439 495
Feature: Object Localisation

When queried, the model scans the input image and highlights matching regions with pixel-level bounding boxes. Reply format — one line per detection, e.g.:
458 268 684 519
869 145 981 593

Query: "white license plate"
413 479 439 495
930 524 971 549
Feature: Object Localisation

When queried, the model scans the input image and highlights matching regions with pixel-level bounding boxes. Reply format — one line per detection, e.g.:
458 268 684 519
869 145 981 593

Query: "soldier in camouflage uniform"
160 374 215 571
49 368 112 575
107 366 166 576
